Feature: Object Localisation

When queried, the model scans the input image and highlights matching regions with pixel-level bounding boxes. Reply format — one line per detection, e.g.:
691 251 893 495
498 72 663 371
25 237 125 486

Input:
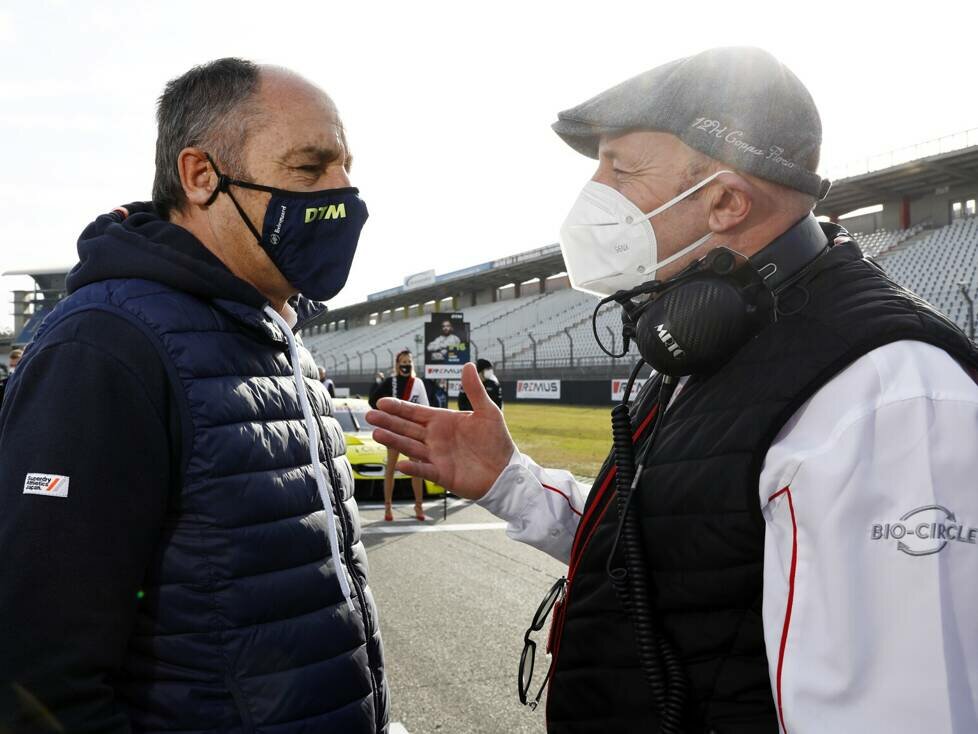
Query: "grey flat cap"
553 47 830 199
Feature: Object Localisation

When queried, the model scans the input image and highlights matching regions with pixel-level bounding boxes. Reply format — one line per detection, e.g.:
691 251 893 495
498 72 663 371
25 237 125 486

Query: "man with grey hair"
0 59 388 732
369 47 978 732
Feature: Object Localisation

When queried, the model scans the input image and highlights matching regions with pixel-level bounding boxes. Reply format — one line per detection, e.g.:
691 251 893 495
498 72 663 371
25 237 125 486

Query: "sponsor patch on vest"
23 473 70 498
871 504 977 556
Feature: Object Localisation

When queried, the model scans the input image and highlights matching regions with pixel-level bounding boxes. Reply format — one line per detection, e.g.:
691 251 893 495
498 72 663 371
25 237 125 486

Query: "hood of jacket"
66 202 326 329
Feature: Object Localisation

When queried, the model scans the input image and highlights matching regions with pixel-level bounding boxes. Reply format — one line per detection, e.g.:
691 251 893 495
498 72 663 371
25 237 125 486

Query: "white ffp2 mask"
558 170 732 296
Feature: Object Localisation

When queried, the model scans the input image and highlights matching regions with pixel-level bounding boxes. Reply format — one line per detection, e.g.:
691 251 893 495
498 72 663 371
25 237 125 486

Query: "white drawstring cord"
264 306 354 612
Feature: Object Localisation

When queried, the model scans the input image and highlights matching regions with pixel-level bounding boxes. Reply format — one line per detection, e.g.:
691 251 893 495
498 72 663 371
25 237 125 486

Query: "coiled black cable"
607 368 687 733
592 297 630 358
608 402 668 719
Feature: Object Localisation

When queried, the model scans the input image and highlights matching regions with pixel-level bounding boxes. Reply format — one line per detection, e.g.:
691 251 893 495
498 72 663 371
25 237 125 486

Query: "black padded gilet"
546 236 978 734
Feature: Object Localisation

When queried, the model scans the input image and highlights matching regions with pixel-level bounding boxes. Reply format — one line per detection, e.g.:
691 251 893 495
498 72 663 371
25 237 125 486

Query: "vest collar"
748 213 829 292
209 293 327 347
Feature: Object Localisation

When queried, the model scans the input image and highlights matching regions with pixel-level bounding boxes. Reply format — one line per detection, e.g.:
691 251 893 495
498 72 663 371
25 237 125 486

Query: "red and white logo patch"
23 473 70 498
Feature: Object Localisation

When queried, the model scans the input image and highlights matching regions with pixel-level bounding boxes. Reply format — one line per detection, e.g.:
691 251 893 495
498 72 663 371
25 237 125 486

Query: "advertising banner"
404 269 436 290
425 364 465 380
516 379 561 400
424 313 469 379
611 378 648 402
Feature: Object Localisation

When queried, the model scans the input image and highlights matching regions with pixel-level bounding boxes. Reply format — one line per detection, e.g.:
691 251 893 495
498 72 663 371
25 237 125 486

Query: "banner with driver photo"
424 312 470 379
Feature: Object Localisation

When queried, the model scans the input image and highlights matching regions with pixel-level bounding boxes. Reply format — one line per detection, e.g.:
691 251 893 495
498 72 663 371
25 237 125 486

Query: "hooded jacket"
0 204 388 733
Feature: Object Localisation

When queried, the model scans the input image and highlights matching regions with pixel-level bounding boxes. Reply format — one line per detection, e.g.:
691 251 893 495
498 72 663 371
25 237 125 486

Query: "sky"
2 0 977 330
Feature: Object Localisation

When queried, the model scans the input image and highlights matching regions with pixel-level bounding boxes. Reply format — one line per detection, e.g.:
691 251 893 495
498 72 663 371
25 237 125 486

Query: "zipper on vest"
315 410 383 729
225 669 257 734
339 509 383 729
544 412 653 726
546 375 701 726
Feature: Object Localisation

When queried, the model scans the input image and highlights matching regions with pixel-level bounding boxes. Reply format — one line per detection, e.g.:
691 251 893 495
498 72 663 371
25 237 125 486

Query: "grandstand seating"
876 217 978 331
303 286 610 372
848 224 924 259
306 218 978 374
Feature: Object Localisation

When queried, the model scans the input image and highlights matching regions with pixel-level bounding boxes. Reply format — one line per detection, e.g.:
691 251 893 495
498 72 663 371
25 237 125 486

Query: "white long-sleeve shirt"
479 340 978 733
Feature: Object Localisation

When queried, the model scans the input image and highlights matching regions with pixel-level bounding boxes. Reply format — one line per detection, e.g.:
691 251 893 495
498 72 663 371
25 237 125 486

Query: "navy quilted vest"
34 277 388 733
546 239 978 733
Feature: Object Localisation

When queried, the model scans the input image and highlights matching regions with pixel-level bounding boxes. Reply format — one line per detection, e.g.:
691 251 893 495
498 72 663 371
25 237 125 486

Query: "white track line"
390 723 410 734
362 521 507 535
358 498 469 512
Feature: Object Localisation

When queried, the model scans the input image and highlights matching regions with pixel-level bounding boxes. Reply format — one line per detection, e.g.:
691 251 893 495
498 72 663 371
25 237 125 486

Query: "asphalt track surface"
360 497 567 734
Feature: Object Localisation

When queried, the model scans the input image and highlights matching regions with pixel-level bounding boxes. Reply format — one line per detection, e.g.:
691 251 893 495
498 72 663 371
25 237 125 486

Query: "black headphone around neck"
596 213 831 378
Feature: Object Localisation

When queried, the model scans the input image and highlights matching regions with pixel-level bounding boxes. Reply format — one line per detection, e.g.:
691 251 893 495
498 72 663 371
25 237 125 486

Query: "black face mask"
204 154 368 301
398 364 413 376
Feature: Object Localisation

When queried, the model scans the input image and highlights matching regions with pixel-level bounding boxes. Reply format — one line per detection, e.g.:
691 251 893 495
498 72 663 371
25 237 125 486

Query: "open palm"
365 363 515 500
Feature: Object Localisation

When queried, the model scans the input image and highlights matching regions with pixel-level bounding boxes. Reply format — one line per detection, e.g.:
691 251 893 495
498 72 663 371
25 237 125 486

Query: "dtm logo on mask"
871 504 978 556
655 324 685 360
305 203 347 223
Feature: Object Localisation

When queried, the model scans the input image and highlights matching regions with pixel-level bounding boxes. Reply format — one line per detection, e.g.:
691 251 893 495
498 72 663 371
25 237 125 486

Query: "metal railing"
823 127 978 182
323 324 644 381
324 356 637 384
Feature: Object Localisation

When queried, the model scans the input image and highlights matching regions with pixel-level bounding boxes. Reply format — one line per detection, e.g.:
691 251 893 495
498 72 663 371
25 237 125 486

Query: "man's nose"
590 161 617 190
323 167 352 189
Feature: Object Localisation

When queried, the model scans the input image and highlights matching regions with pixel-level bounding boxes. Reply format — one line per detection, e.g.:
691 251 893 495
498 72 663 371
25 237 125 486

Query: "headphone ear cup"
635 277 753 376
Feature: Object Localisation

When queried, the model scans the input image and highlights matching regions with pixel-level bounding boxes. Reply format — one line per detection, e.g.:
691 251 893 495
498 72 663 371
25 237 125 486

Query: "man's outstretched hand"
366 363 515 500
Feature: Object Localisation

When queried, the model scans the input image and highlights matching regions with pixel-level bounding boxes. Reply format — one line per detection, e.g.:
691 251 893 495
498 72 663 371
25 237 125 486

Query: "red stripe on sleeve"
540 483 583 517
768 486 797 734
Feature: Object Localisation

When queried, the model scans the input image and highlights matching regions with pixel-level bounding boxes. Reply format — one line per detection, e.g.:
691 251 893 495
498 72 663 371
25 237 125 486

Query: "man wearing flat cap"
369 47 978 732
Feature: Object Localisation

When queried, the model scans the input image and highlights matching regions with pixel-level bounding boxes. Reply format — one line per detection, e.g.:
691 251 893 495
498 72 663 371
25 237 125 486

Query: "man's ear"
177 147 218 208
708 173 752 233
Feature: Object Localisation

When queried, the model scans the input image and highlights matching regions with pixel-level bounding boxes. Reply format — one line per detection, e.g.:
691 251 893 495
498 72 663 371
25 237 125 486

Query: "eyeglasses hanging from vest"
518 576 567 710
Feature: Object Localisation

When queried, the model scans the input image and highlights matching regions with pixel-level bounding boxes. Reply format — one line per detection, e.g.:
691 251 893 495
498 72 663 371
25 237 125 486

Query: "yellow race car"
332 397 446 500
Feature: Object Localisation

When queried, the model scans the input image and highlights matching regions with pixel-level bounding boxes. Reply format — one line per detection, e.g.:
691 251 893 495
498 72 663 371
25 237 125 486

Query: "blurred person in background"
0 58 388 733
432 379 449 409
368 47 978 733
0 348 23 407
457 358 501 411
422 375 448 409
319 364 336 397
369 349 428 521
